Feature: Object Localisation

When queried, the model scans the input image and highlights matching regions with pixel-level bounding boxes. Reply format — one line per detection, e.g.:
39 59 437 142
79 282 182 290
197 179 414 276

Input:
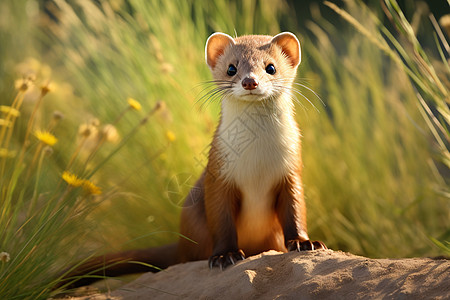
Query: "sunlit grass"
0 62 165 298
0 0 448 298
0 77 101 298
321 0 449 255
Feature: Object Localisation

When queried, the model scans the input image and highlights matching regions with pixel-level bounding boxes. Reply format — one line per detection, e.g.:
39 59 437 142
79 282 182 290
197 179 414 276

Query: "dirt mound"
59 250 449 299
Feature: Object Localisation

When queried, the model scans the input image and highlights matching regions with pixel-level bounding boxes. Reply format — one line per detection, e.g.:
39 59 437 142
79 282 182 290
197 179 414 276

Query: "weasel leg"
276 173 327 252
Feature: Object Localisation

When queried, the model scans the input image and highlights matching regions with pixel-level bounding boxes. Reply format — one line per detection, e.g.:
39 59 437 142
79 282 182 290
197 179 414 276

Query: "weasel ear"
271 32 301 68
205 32 235 69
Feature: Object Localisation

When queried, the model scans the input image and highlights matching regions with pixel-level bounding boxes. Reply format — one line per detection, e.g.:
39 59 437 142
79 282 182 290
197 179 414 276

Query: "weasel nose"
242 77 258 90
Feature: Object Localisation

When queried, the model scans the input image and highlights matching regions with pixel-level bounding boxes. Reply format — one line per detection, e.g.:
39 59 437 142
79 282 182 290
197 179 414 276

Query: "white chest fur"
216 94 300 246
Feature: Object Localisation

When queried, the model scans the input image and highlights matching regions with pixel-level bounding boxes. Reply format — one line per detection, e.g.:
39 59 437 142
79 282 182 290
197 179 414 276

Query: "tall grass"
319 0 449 255
0 0 448 298
0 64 164 298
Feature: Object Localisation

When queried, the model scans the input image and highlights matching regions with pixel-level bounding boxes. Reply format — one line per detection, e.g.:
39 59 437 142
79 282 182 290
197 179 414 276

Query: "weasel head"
205 32 301 102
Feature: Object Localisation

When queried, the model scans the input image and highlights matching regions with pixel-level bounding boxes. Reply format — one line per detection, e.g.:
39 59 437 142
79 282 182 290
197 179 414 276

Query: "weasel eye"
265 64 276 75
227 64 237 76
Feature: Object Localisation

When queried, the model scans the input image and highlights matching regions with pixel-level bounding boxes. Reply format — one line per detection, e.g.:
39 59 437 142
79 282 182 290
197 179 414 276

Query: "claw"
209 250 245 270
313 240 327 250
300 240 313 251
238 252 245 261
287 239 327 252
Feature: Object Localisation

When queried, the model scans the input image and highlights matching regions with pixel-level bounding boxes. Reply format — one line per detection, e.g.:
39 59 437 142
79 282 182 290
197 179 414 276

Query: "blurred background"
0 0 448 298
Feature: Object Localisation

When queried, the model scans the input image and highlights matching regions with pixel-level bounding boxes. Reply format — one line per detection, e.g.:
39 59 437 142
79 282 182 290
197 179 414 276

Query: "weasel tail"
57 32 326 289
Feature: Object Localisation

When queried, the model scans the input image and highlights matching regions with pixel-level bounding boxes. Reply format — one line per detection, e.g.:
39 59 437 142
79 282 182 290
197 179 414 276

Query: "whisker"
190 80 233 94
292 82 325 107
274 86 309 113
272 84 319 113
271 77 324 111
195 83 231 99
199 87 228 103
290 87 320 113
193 80 235 90
193 77 322 114
196 85 233 110
194 80 235 109
284 88 310 114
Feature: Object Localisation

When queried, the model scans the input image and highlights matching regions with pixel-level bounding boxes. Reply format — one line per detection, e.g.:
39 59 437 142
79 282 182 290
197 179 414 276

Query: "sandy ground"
56 250 449 300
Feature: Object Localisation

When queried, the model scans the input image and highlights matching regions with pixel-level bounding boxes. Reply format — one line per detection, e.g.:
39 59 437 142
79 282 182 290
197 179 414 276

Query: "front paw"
287 239 327 251
208 249 245 270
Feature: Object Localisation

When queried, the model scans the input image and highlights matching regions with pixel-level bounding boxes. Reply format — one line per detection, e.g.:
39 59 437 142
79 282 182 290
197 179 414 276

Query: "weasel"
58 32 326 289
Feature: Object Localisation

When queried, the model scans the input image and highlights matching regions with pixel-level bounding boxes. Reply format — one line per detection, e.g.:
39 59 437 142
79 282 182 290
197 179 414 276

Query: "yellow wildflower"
166 130 176 142
0 106 20 117
35 130 57 146
0 148 16 158
62 172 102 195
0 149 8 157
62 171 84 187
82 180 102 195
0 119 12 127
127 97 142 111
